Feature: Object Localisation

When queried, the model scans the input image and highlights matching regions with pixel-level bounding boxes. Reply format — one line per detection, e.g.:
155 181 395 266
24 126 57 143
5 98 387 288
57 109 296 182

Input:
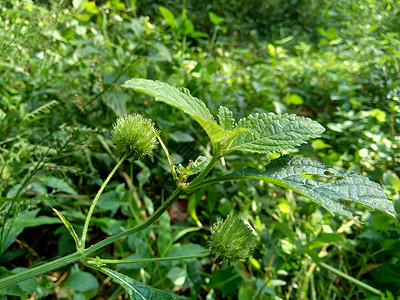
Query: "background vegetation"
0 0 399 299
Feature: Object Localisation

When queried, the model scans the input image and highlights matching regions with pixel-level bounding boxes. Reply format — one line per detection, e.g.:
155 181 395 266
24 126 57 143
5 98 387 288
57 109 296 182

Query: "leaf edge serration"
227 112 325 154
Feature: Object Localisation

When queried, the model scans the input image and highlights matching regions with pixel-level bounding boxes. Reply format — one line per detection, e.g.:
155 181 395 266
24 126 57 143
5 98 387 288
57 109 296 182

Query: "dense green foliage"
0 0 399 299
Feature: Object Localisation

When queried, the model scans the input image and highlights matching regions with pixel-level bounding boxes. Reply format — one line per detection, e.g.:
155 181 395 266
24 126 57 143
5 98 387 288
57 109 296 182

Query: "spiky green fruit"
209 215 257 264
111 114 158 159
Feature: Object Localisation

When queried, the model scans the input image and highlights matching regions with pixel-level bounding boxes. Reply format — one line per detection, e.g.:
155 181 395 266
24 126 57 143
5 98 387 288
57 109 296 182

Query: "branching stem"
0 185 184 290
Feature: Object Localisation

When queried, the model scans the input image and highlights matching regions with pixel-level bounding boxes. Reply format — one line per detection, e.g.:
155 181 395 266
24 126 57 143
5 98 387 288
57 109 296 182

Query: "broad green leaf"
123 79 226 146
11 216 61 229
209 12 225 26
200 155 395 217
208 266 242 297
217 106 234 130
157 212 171 257
39 176 77 195
169 130 194 142
102 268 176 300
167 267 187 288
228 113 325 154
63 265 99 292
181 19 194 35
0 209 50 254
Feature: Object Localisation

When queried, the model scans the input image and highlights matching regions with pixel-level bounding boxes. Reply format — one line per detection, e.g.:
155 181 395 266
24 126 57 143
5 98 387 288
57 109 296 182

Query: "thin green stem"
209 26 218 52
81 152 128 249
319 262 384 296
0 186 184 290
83 186 184 253
89 251 211 265
153 128 178 183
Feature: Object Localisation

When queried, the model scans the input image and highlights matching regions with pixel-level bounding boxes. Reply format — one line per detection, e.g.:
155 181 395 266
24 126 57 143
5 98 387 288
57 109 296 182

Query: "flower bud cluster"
209 215 257 264
111 114 158 159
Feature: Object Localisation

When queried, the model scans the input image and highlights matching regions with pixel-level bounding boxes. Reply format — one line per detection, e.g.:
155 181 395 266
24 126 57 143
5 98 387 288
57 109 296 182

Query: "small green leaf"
286 94 304 105
188 194 202 227
181 19 194 35
83 1 99 14
178 156 211 180
217 106 234 130
52 207 80 248
228 113 325 154
159 6 175 27
39 176 77 195
123 79 226 146
201 155 395 217
383 171 400 193
209 12 225 26
102 268 176 299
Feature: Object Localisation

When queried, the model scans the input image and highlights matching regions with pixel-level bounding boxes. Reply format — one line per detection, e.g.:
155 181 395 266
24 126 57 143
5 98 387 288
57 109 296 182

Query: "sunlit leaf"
227 113 325 154
123 79 226 146
201 155 395 217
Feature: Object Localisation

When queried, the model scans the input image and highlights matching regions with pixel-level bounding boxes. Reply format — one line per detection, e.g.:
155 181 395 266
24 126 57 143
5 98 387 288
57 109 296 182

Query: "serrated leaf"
178 156 210 178
102 268 176 300
228 113 325 154
123 79 226 146
217 106 234 130
201 155 395 218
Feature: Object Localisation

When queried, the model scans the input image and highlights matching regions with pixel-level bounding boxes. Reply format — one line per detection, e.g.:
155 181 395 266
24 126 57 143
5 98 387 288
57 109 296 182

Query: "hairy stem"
0 251 82 289
83 186 183 253
0 186 184 290
89 250 211 265
81 152 128 249
319 262 384 296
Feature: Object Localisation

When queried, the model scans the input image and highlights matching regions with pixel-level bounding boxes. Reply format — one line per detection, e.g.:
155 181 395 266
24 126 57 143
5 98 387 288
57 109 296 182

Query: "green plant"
0 79 395 298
